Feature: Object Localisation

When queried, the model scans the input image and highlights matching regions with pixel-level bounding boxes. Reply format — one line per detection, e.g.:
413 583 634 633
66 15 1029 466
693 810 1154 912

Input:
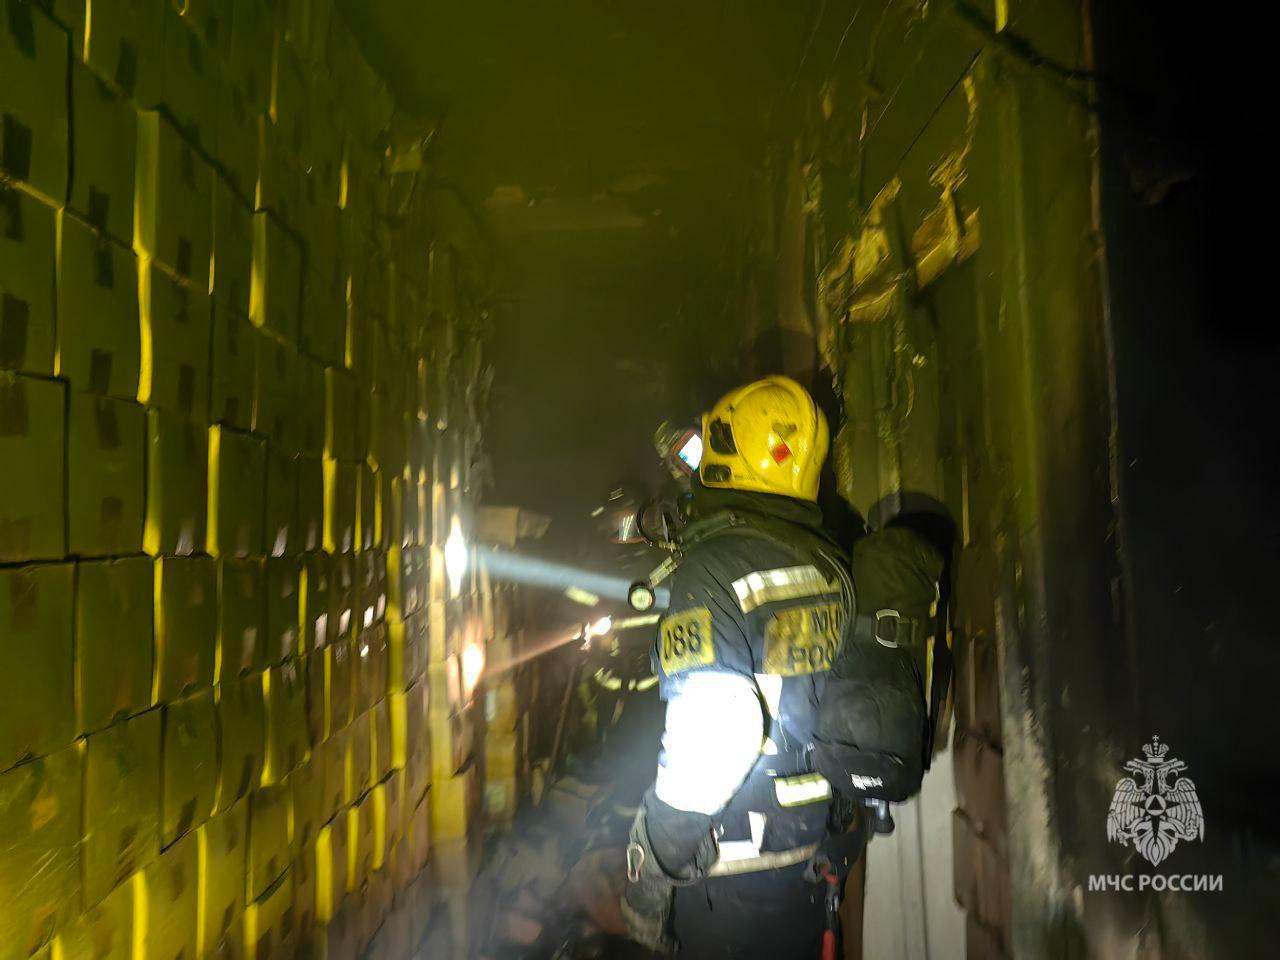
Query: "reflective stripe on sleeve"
730 565 840 613
653 672 764 815
773 773 833 807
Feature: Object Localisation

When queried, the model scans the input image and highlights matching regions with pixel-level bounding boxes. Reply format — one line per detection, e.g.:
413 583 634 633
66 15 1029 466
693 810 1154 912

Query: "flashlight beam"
478 546 670 607
482 628 594 678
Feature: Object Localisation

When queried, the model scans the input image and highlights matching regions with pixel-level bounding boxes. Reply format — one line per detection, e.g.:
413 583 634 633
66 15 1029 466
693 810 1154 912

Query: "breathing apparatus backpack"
811 524 949 803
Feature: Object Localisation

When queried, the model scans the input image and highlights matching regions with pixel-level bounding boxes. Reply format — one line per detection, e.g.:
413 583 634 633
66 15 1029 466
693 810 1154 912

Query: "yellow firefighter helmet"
699 376 829 502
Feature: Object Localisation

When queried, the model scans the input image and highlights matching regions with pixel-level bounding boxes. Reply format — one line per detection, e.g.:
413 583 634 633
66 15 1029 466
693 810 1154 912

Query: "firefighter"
582 622 660 747
621 375 856 958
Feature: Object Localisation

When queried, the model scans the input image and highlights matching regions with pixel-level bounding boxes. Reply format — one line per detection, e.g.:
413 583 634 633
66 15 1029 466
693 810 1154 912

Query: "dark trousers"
671 863 826 959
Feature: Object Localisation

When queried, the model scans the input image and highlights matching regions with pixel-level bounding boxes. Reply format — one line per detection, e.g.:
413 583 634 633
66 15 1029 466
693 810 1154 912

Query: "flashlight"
628 580 656 612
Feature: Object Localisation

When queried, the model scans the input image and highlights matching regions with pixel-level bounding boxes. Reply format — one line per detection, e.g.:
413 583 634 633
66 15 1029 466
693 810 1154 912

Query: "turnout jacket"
643 489 852 876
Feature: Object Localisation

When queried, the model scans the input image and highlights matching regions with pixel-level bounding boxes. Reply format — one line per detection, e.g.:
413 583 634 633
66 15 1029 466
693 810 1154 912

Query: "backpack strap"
850 608 926 651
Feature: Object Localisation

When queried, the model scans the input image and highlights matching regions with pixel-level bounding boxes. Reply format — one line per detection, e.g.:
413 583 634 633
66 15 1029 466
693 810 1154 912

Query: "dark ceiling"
350 1 822 567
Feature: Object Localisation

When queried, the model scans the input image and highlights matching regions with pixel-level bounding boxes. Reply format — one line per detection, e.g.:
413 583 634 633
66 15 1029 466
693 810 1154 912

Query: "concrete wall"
799 0 1273 956
0 2 509 957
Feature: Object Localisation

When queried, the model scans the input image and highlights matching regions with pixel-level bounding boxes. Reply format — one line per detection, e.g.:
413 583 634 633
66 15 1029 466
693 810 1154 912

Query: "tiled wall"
1 1 517 957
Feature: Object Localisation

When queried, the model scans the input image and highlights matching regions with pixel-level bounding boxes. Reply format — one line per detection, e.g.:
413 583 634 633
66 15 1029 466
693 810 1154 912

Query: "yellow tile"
330 553 356 643
76 559 152 737
388 691 407 771
263 556 302 664
314 816 348 925
207 425 265 558
66 392 145 557
371 697 391 783
329 639 355 734
249 212 302 344
265 447 299 560
242 869 295 960
345 798 372 893
370 782 388 872
428 709 472 783
135 110 212 291
430 769 473 841
250 326 298 451
158 2 215 151
294 830 317 938
344 710 372 805
0 183 56 376
402 684 430 809
387 608 426 692
214 674 264 813
300 552 332 655
322 457 356 554
81 0 162 104
84 711 161 909
0 745 81 959
153 555 216 700
356 464 377 553
0 373 66 562
210 299 255 431
301 263 345 369
55 212 140 400
384 771 403 848
217 558 265 683
305 645 327 747
143 409 208 557
289 759 324 854
197 799 248 959
161 687 218 846
426 659 461 717
54 871 133 960
2 562 74 767
139 830 197 960
247 783 290 901
262 657 308 786
355 549 386 632
138 258 212 422
354 623 388 716
212 178 253 321
297 454 325 552
320 727 347 825
0 0 65 200
323 368 356 463
407 791 431 879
